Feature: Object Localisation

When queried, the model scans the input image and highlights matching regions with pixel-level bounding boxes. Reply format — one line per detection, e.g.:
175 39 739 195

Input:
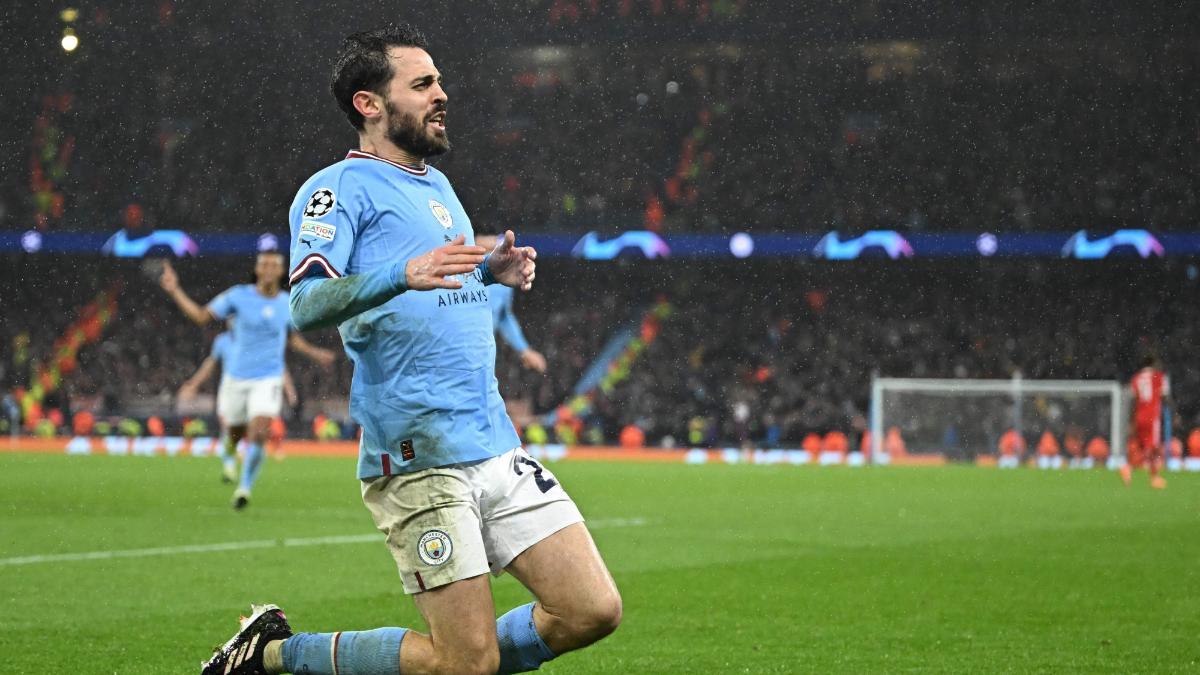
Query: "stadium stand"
5 257 1199 455
2 4 1196 234
2 2 1198 462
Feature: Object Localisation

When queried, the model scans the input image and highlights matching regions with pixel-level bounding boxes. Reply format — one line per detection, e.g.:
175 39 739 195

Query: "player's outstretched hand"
520 348 548 374
405 235 487 291
159 260 179 293
487 230 537 291
177 382 197 402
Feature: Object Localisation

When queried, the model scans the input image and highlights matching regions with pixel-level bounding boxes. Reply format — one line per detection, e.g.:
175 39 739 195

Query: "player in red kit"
1123 355 1171 489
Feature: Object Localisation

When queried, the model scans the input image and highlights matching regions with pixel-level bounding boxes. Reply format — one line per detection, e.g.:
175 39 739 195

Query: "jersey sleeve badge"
303 188 336 218
299 220 337 242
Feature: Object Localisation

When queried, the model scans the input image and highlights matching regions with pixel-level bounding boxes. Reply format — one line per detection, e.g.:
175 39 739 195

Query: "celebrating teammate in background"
476 224 547 374
177 329 299 483
159 254 336 509
200 24 620 675
178 329 239 482
1123 354 1171 489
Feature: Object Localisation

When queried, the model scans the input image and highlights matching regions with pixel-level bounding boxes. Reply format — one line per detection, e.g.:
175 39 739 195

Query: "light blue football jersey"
288 150 520 479
206 286 291 380
210 332 232 375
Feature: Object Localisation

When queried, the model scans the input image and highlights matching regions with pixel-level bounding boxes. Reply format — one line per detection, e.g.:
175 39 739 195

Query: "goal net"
869 377 1124 464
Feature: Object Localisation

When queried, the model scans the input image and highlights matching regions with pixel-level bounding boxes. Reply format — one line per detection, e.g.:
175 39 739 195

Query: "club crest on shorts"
303 188 336 218
428 200 453 229
417 530 453 566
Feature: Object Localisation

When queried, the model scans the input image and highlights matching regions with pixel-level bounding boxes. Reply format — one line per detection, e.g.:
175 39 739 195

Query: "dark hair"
1142 353 1160 368
331 24 430 130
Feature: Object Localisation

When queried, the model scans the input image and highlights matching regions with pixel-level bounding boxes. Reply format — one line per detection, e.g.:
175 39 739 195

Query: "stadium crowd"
5 257 1199 457
563 260 1197 451
4 2 1198 457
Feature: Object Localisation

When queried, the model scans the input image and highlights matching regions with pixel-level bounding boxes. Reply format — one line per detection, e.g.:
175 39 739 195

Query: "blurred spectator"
618 424 645 449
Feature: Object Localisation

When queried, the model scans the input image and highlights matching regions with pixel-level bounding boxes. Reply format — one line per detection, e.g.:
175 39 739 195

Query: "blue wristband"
479 257 498 286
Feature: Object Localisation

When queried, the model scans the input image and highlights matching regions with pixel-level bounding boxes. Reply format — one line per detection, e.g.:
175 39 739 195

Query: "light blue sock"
282 627 406 675
497 603 556 674
238 442 265 492
220 434 237 472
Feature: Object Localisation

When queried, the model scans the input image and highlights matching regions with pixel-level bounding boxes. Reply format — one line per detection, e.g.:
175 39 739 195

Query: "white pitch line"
0 539 281 566
282 534 380 547
0 517 649 567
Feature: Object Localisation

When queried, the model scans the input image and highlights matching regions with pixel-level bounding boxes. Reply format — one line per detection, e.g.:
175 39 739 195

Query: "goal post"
870 377 1124 464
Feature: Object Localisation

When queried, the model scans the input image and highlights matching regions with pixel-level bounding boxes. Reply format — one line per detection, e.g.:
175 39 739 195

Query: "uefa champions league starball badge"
303 188 336 218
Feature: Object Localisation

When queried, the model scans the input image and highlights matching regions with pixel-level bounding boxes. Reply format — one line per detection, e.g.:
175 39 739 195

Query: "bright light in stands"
977 233 998 256
257 233 280 252
730 232 754 258
61 30 79 52
21 230 43 253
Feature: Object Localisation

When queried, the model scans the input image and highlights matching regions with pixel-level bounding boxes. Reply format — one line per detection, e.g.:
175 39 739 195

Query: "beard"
385 100 450 159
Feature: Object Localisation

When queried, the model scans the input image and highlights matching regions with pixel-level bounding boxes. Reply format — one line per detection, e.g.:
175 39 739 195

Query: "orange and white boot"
1119 463 1132 486
1150 475 1167 490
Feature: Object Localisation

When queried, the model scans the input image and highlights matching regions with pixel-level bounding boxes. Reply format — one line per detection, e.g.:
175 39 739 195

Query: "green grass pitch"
2 453 1198 673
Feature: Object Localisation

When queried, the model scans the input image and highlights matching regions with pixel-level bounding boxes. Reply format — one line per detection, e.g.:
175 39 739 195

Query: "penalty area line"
0 517 649 567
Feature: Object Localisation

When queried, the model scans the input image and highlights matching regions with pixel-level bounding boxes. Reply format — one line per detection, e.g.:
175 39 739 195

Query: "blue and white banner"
2 227 1194 260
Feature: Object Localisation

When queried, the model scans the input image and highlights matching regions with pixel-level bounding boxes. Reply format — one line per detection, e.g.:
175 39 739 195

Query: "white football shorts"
361 447 584 594
216 375 283 426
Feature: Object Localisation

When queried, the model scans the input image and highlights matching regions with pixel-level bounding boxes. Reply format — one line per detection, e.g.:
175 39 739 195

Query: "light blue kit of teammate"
283 150 563 675
208 332 238 477
208 288 291 381
206 286 291 496
211 331 233 366
489 284 531 354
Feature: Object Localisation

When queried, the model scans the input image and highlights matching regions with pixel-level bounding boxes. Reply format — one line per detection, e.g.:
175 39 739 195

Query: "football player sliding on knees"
201 24 617 675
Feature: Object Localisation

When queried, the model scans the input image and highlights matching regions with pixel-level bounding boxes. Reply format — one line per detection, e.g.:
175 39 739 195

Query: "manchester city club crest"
417 529 453 566
428 199 453 229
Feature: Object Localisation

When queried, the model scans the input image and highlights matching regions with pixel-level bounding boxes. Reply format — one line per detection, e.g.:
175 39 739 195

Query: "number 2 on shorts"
514 455 558 493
